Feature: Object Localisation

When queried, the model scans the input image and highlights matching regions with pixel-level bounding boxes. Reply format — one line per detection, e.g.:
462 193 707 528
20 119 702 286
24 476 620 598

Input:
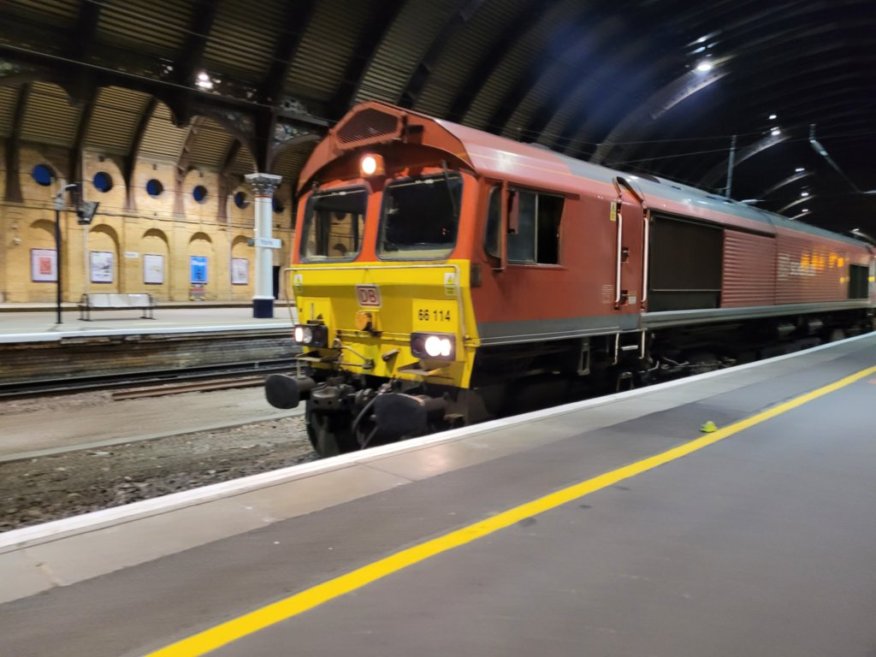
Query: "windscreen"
300 188 367 261
378 174 462 260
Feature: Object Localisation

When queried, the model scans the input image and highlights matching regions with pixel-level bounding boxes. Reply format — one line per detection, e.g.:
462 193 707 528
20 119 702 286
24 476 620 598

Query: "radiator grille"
336 108 401 147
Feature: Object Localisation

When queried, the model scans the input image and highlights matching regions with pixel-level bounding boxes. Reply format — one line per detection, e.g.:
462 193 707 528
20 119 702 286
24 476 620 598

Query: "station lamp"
76 200 100 225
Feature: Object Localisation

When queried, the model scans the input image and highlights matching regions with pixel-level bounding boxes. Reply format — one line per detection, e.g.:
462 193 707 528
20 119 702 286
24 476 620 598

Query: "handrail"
614 205 624 306
642 209 651 305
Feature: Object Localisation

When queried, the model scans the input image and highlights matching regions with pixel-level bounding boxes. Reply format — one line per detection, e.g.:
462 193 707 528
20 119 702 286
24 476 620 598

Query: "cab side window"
508 189 563 265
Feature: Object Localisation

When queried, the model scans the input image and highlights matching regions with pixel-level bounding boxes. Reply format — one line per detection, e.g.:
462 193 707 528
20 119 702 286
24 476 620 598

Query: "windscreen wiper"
441 160 460 220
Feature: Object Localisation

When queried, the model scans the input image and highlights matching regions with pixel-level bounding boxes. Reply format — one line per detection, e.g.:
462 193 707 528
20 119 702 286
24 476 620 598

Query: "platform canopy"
1 0 874 235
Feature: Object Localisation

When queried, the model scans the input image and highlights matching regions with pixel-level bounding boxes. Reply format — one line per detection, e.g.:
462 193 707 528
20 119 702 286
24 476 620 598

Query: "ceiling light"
770 127 781 136
696 36 708 44
769 113 777 120
800 191 809 197
795 167 805 173
801 208 809 213
196 71 214 90
695 60 713 73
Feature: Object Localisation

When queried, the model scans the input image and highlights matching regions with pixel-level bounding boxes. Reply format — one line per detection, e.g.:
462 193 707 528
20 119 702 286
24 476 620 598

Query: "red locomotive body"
268 102 873 454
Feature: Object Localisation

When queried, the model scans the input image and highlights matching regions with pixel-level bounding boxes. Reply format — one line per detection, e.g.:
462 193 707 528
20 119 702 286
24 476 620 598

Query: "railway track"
110 374 271 400
0 359 297 400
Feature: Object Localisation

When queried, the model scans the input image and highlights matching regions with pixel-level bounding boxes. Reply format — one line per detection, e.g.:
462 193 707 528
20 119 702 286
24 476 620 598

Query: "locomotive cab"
266 107 490 455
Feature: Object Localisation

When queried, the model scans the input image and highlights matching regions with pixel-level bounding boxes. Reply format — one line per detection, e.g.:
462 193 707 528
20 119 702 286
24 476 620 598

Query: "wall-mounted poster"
31 249 57 282
231 258 248 285
144 254 164 285
90 251 114 284
190 256 208 284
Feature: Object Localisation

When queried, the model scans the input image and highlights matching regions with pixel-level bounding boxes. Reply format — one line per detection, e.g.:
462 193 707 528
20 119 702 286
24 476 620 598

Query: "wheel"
305 404 356 458
687 351 719 375
828 328 846 342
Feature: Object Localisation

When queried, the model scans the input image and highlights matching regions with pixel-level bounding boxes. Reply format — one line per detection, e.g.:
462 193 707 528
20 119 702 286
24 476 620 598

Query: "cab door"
611 176 648 314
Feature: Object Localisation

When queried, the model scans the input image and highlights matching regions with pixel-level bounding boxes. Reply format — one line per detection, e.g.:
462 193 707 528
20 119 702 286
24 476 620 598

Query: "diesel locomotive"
266 101 874 456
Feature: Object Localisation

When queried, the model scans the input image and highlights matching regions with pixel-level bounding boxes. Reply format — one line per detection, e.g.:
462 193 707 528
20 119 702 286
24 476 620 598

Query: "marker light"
360 153 385 177
293 324 328 347
293 325 312 344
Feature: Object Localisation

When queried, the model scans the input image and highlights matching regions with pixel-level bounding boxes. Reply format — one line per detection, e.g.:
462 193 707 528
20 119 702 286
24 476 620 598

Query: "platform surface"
0 303 295 342
1 335 875 657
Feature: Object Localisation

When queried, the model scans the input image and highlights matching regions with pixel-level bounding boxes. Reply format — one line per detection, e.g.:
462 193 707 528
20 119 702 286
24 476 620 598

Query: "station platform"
0 303 295 343
1 334 875 656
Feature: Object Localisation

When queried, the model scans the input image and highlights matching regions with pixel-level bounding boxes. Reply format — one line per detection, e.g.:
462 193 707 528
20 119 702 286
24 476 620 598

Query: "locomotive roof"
302 101 867 250
435 116 868 249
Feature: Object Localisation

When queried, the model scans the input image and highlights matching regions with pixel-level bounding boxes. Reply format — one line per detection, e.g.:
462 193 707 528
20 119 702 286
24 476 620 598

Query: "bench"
78 293 156 321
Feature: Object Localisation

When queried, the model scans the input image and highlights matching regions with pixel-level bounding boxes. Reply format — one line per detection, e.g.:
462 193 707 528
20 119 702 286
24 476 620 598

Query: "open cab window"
301 187 367 261
378 173 462 260
484 185 563 266
507 189 563 265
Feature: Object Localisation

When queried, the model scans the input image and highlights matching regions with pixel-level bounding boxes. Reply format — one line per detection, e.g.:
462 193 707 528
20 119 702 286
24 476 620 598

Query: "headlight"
293 324 328 347
293 325 312 344
411 332 455 360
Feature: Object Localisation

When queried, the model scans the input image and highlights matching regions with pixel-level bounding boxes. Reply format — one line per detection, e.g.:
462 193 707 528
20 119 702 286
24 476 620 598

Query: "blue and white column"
245 172 282 318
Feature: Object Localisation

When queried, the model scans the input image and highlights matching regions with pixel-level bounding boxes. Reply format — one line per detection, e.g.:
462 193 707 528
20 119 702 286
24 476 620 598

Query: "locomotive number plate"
356 285 381 307
412 300 456 329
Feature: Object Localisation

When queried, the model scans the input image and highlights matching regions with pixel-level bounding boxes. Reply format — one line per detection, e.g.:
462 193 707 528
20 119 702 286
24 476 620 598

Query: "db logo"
356 285 381 307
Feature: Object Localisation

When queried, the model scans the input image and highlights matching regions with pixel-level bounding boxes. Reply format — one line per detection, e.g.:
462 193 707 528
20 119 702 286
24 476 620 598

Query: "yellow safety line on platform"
144 363 876 657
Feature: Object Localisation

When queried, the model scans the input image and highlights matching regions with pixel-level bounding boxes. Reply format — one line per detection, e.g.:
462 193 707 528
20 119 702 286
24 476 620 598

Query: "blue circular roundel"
31 164 54 186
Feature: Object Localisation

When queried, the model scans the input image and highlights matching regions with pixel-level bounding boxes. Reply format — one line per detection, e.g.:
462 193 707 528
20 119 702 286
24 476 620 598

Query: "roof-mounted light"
360 153 385 177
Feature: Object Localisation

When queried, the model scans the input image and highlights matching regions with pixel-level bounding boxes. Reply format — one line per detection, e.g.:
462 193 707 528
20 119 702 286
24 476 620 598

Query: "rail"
0 359 297 400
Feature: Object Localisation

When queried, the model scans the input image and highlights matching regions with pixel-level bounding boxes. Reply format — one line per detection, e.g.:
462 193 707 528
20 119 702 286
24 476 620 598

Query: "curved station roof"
1 0 874 234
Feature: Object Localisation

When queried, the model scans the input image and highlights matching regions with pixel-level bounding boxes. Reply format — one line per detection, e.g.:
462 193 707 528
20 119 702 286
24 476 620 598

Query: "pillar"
245 172 282 318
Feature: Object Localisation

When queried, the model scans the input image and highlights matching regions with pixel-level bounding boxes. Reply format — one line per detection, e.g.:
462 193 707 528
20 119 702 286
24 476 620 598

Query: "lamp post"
53 189 63 324
53 182 80 325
